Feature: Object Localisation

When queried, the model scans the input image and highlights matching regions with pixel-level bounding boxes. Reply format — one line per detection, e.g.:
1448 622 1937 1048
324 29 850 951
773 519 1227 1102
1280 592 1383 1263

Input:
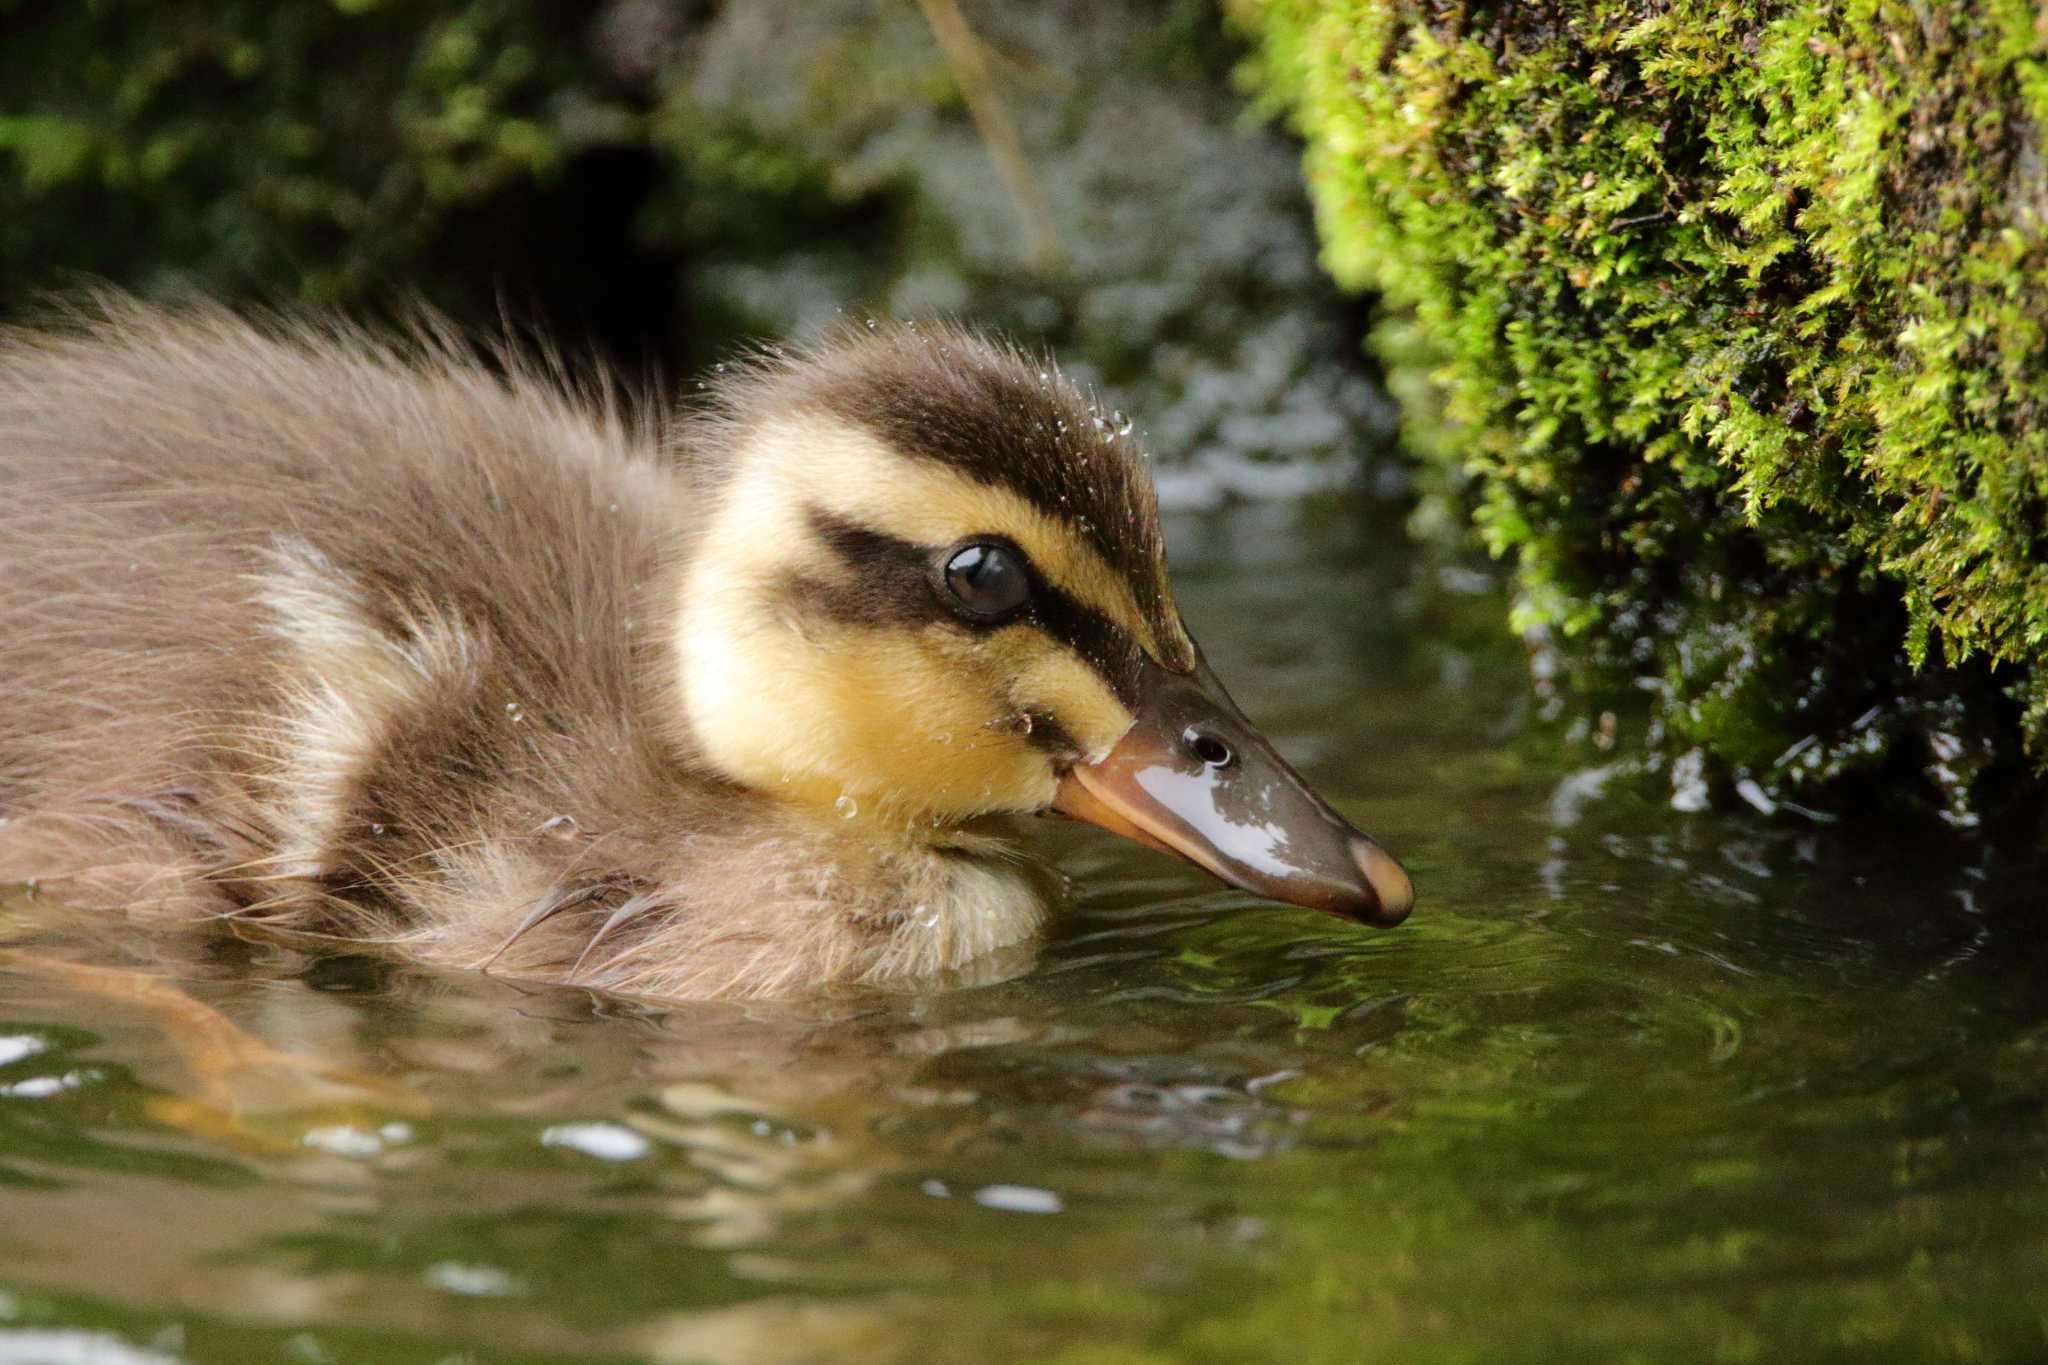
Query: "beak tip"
1349 836 1414 926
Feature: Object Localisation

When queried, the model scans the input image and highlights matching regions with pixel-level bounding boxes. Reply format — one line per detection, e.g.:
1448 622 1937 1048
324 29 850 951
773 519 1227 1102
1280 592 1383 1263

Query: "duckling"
0 298 1412 1000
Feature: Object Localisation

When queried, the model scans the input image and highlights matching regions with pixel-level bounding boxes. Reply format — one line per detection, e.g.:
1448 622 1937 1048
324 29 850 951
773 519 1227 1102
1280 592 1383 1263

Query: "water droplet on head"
539 814 578 836
913 903 939 930
835 795 859 819
1017 713 1035 736
504 702 524 722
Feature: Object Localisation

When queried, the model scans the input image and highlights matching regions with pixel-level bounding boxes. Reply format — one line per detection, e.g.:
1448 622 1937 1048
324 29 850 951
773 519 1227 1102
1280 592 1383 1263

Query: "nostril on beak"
1182 727 1234 769
1349 836 1414 925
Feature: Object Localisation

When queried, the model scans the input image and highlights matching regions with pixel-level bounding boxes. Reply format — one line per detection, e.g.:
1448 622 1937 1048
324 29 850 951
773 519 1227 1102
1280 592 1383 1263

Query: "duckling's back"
0 301 713 951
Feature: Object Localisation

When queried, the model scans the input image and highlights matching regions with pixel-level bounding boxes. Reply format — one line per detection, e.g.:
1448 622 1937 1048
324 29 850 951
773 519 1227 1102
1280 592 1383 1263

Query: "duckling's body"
0 301 1410 1000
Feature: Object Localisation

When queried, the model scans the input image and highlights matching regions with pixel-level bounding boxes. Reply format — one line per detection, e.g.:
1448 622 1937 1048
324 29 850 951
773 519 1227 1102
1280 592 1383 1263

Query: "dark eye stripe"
798 331 1195 672
797 508 936 627
796 506 1144 706
1018 707 1084 762
1024 580 1143 707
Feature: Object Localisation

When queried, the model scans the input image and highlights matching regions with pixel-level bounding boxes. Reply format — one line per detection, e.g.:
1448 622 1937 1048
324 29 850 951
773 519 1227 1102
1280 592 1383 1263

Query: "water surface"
2 499 2044 1364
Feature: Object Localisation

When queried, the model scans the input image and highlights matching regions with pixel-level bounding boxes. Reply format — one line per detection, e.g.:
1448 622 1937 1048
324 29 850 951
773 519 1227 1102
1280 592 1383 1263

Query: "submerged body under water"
1 498 2043 1364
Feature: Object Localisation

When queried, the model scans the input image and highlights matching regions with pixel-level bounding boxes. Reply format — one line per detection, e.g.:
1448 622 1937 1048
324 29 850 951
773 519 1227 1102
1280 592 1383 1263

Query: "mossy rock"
1232 0 2048 820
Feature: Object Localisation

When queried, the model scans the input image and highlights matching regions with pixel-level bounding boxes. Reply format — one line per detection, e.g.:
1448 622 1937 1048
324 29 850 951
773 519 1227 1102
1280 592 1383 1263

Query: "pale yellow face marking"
676 414 1166 826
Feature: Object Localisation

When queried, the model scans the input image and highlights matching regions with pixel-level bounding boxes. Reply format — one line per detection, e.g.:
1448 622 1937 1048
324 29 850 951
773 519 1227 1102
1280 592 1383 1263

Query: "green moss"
1232 0 2048 817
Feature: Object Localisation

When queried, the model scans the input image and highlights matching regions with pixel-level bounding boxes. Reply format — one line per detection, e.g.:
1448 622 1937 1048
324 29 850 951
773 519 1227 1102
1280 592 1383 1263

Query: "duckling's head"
676 322 1412 925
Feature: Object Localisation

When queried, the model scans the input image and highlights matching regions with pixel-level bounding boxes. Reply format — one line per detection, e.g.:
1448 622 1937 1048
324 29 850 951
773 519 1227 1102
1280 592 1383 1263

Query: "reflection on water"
4 500 2047 1363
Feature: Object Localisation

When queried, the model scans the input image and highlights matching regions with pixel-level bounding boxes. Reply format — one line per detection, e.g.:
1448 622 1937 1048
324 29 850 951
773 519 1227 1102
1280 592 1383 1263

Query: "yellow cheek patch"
965 627 1133 760
1008 649 1134 760
805 625 1132 819
809 629 1058 819
687 606 1060 822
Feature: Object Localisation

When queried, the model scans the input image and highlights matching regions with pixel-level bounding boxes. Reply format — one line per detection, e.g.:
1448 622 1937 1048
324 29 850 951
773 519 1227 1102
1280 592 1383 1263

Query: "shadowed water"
2 498 2045 1364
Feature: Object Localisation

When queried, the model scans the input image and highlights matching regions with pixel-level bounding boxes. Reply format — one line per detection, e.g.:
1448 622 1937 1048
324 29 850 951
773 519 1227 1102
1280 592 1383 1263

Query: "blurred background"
0 0 1398 510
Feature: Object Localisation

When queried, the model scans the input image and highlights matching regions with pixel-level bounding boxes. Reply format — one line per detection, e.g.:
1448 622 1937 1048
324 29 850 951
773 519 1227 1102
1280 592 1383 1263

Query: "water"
3 499 2045 1364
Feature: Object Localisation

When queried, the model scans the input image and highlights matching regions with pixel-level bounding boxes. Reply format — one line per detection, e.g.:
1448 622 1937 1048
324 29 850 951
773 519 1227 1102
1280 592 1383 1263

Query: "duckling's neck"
850 829 1055 984
723 803 1053 989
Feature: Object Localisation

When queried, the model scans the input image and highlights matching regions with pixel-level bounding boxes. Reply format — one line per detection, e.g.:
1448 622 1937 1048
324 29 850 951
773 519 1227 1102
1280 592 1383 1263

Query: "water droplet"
539 814 578 836
504 702 524 722
607 503 619 514
370 823 386 836
1118 415 1135 436
835 795 858 819
913 903 939 929
865 318 879 331
1017 713 1035 736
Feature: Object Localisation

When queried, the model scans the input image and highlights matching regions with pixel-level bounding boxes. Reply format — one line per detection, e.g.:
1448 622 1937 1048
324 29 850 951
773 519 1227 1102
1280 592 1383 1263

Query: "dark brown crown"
692 321 1193 674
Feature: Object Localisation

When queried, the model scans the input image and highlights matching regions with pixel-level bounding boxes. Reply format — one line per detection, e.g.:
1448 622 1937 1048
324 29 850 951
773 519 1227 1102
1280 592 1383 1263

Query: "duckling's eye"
942 541 1031 621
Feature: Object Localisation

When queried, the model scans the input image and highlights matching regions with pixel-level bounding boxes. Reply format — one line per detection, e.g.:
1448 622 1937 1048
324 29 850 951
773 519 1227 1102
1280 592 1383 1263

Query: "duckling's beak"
1052 650 1413 926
